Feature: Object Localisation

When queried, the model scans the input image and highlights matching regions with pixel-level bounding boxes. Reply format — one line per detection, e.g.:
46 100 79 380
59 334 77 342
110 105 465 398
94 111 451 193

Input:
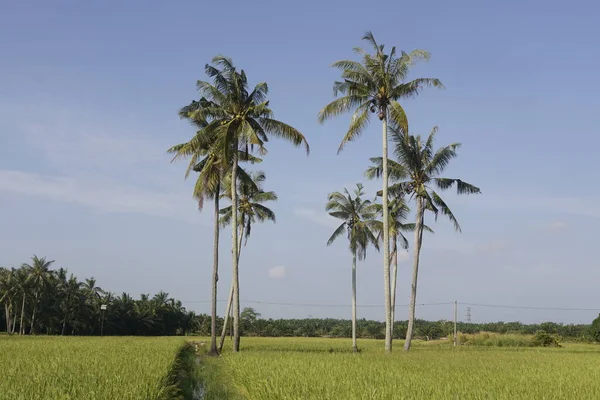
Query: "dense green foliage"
0 336 186 399
192 309 595 342
198 337 600 399
0 257 197 336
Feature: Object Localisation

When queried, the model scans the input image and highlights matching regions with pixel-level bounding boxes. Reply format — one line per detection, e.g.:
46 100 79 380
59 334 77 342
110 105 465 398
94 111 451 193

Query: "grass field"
2 335 600 399
199 337 600 399
0 336 186 400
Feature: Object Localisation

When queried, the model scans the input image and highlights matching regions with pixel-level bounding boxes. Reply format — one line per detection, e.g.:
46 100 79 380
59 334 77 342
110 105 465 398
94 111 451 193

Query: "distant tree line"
197 307 597 342
0 256 197 336
3 257 596 341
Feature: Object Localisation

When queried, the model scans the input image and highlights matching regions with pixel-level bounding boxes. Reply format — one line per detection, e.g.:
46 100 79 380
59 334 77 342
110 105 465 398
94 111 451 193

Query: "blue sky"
1 0 599 324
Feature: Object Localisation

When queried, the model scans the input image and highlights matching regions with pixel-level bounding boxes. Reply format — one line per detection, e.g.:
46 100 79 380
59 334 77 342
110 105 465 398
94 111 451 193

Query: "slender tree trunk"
208 186 220 356
219 224 244 353
20 294 26 335
61 293 70 336
404 196 424 352
30 292 38 335
12 304 17 334
4 302 11 334
351 251 358 352
230 147 241 352
381 116 392 352
391 236 398 334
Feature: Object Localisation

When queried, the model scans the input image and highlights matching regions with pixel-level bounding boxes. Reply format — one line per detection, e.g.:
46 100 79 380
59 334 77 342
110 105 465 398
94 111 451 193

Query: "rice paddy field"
0 336 186 400
2 335 600 399
200 337 600 399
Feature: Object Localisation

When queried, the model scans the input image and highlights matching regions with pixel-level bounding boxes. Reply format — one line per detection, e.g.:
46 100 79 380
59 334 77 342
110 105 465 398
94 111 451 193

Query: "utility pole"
100 304 107 337
453 300 458 346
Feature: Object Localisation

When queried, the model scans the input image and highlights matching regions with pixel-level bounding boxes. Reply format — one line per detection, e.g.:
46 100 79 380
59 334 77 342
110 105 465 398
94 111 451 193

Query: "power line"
182 299 454 308
460 302 600 312
183 299 600 312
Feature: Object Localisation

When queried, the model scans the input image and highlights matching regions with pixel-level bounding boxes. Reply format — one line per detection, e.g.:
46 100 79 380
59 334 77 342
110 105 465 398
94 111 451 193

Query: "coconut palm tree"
183 56 309 352
169 100 261 355
24 255 54 334
0 267 15 334
326 183 379 352
318 31 443 352
365 166 435 328
382 126 480 351
59 274 82 335
217 169 277 352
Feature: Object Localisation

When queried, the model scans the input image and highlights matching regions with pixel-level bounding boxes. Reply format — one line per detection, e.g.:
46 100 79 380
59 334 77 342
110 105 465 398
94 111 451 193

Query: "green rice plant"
0 336 185 400
195 336 600 399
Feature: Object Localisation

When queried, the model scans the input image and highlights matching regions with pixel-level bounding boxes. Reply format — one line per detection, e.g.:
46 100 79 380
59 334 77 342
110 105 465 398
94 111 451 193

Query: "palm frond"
429 189 461 232
327 223 347 246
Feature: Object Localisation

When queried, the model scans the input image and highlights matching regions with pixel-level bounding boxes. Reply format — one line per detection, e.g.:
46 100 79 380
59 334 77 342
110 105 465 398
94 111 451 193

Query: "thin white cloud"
268 265 286 279
20 119 169 177
536 221 569 233
478 240 511 255
293 207 340 229
453 191 600 219
0 169 202 221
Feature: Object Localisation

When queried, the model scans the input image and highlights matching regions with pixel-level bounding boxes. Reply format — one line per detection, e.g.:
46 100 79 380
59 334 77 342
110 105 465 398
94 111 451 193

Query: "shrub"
531 330 561 347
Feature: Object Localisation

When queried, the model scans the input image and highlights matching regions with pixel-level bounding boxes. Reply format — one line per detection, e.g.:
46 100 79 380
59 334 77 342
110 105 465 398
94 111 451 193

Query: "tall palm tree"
365 168 435 329
383 126 480 351
318 31 443 352
169 101 261 355
0 267 15 334
217 169 277 352
326 183 379 352
183 56 308 352
24 255 54 334
60 274 82 335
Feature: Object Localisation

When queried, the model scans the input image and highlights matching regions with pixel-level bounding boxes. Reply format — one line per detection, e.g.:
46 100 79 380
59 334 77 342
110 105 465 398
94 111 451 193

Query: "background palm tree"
0 267 15 334
217 169 277 352
383 126 480 351
24 256 54 334
318 31 443 352
326 183 379 352
184 55 308 351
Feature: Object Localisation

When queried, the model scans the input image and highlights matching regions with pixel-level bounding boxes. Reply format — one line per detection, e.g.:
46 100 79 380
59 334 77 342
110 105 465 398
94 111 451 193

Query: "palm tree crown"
318 31 444 152
326 183 380 259
384 126 481 229
219 170 277 244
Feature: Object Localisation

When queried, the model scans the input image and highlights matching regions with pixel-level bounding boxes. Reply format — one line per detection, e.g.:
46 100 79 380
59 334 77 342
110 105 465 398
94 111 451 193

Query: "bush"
453 331 560 348
531 330 561 347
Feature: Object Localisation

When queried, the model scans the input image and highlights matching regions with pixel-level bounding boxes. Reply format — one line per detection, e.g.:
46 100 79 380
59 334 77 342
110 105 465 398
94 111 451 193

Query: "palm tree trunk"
381 116 392 352
4 302 11 334
230 147 241 352
12 304 17 334
404 196 424 352
20 294 26 335
391 236 398 334
208 185 220 356
351 251 358 352
218 224 244 353
61 294 69 336
30 291 38 335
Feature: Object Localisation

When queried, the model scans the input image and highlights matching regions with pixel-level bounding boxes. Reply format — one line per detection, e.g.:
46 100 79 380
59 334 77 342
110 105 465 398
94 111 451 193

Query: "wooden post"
453 300 458 346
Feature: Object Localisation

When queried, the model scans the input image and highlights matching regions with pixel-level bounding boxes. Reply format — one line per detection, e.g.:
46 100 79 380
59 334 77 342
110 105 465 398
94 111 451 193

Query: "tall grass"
455 331 534 347
197 337 600 399
0 336 185 400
